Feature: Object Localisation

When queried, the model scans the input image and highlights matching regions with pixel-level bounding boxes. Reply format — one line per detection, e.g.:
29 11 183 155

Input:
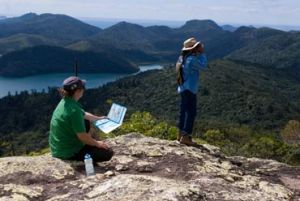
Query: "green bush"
113 112 156 135
110 111 177 140
0 141 11 157
203 129 241 155
284 145 300 166
240 136 284 159
203 129 226 145
224 126 253 143
281 120 300 144
27 147 50 156
202 126 295 164
145 122 177 140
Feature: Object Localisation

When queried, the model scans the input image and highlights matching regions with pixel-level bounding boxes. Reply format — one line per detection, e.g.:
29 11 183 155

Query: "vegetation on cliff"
0 61 299 165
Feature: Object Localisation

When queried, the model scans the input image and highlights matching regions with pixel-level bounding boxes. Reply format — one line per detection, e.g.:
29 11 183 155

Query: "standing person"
49 76 114 163
176 37 208 146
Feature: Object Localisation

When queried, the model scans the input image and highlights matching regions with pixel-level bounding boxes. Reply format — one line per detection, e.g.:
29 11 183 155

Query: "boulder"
0 133 299 200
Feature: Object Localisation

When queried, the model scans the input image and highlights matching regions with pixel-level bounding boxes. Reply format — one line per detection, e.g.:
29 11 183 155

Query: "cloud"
0 0 299 26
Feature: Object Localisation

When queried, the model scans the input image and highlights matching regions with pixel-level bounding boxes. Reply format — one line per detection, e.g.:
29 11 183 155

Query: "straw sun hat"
182 37 201 51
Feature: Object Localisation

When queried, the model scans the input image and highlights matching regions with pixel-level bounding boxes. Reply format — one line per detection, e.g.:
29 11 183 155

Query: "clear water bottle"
84 154 95 176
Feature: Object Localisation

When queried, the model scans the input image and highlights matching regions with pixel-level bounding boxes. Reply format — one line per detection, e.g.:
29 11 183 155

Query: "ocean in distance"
0 64 163 98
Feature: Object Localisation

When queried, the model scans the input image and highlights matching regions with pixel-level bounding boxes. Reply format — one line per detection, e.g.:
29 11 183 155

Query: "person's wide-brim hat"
182 37 200 51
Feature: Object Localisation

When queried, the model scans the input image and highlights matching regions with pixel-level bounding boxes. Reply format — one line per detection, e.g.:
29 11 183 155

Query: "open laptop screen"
107 103 127 124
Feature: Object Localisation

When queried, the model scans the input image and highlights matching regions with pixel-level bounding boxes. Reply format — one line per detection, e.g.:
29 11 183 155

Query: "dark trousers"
68 120 114 163
178 90 197 135
68 145 114 163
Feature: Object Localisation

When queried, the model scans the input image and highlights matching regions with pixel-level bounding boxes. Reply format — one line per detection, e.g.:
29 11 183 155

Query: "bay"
0 64 163 98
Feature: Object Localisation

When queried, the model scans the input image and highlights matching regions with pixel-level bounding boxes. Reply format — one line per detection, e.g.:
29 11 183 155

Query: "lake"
0 64 163 98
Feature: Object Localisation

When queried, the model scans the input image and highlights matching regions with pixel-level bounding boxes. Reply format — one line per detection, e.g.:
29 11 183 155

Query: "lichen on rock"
0 133 299 201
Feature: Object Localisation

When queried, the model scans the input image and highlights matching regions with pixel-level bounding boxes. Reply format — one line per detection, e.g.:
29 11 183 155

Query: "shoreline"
0 64 164 98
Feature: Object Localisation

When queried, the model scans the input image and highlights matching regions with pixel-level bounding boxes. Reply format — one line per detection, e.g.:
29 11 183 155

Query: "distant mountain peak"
111 21 145 29
185 19 219 27
19 12 82 22
186 19 218 25
234 26 284 40
180 19 221 31
234 26 257 34
19 12 38 19
0 13 101 42
222 24 237 32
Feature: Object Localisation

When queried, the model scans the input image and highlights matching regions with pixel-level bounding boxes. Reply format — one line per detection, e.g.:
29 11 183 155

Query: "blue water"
0 65 163 98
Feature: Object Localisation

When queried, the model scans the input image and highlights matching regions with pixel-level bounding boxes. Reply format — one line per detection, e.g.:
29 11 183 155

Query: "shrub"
283 145 300 165
281 120 300 144
241 136 283 159
110 111 177 140
203 129 225 143
27 147 50 156
224 126 253 143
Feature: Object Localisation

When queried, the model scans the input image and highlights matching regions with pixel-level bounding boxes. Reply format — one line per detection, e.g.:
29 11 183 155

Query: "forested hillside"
0 13 300 165
227 32 300 78
87 60 300 130
1 13 299 77
0 33 60 55
1 59 299 164
0 46 138 77
0 13 101 42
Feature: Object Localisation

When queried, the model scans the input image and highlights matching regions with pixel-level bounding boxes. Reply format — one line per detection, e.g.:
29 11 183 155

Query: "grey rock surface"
0 133 299 200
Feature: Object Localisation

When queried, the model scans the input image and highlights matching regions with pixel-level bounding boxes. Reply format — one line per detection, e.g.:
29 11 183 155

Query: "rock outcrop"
0 133 299 201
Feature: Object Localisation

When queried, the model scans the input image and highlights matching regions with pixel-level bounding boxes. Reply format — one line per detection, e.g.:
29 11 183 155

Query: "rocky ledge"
0 133 299 201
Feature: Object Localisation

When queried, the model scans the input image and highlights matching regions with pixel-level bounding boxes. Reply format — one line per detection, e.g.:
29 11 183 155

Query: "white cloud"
0 0 299 26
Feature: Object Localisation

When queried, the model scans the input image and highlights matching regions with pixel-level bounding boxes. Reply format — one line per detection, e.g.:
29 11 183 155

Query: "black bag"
176 55 185 85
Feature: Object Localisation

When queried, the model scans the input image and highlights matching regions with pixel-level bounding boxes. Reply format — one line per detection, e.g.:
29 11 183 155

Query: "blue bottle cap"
84 154 91 159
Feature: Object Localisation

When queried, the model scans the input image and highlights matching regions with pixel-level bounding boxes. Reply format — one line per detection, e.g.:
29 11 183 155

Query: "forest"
0 60 299 165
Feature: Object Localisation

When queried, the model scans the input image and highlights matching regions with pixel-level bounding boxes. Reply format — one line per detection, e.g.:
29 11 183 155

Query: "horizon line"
1 12 300 31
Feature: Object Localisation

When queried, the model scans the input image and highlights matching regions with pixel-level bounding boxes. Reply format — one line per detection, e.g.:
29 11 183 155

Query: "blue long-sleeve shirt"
177 54 208 94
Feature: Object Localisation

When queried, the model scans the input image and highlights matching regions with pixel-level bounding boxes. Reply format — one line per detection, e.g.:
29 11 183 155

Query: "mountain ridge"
0 33 60 54
0 45 138 77
0 13 101 42
1 13 299 77
227 31 300 79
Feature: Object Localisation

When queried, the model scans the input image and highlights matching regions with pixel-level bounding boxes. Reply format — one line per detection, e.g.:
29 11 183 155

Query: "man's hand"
98 116 108 120
77 133 110 149
96 141 109 149
85 112 107 122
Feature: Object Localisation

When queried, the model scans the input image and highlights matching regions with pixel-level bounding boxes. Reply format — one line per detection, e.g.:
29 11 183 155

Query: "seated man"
49 76 113 163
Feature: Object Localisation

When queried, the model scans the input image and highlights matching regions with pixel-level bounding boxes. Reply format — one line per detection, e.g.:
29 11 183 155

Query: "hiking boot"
177 132 182 141
180 135 198 146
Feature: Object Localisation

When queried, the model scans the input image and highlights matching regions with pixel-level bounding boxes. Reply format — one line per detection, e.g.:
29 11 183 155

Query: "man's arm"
84 112 107 122
77 132 109 149
191 54 208 70
193 43 208 70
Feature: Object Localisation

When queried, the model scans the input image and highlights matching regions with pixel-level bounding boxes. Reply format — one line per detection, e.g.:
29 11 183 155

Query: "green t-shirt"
49 97 85 159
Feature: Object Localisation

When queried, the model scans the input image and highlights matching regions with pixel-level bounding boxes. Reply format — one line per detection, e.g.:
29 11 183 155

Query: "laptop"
94 103 127 133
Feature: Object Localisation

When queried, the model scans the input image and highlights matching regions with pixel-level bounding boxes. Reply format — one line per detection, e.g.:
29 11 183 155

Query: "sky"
0 0 299 27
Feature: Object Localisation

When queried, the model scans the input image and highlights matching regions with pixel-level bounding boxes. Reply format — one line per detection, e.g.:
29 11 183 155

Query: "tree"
281 120 300 144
